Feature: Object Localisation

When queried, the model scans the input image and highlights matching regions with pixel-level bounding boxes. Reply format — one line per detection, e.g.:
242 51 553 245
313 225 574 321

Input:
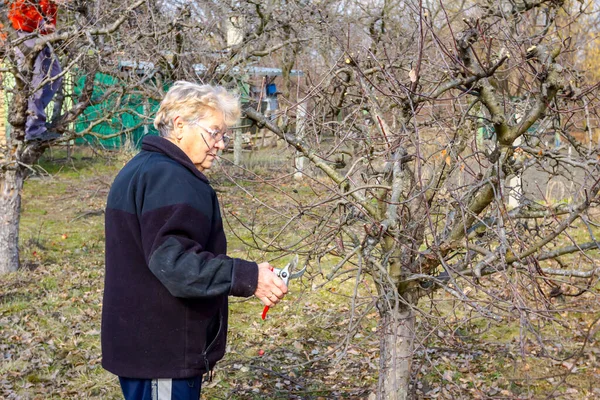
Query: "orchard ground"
0 145 598 399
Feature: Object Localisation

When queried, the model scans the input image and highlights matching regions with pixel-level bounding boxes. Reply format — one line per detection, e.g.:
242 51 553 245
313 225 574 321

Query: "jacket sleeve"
137 166 258 299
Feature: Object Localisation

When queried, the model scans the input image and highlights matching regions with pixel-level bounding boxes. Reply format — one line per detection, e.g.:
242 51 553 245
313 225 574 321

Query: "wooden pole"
294 102 307 180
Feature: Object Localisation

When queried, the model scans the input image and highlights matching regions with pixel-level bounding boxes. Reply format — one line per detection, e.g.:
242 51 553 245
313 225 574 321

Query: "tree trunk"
0 168 24 274
378 304 415 400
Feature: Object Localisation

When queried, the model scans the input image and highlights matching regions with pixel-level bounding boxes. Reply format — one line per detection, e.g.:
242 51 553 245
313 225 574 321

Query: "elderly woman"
102 81 287 400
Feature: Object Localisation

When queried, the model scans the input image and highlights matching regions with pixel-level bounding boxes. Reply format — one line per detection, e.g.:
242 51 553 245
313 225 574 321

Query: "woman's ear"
173 116 185 140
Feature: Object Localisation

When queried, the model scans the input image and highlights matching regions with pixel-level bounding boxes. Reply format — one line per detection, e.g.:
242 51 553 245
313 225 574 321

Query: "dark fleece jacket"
101 135 258 379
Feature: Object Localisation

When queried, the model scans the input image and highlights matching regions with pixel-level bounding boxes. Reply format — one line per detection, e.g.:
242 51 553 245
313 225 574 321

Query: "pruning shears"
261 255 305 320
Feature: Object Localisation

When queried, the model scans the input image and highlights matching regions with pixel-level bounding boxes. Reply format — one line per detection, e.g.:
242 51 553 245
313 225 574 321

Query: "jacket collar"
141 135 210 184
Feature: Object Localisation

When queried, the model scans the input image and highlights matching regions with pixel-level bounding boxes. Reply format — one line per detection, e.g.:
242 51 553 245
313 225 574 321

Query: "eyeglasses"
191 122 231 147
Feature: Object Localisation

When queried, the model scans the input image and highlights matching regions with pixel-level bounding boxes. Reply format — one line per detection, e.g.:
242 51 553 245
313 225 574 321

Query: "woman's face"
172 110 227 171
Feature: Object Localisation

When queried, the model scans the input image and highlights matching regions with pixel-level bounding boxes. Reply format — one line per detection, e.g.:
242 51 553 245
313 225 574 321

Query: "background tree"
0 0 147 274
0 0 311 272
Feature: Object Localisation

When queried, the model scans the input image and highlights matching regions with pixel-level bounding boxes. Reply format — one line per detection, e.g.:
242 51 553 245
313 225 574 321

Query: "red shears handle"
261 305 270 320
261 266 274 320
260 256 302 320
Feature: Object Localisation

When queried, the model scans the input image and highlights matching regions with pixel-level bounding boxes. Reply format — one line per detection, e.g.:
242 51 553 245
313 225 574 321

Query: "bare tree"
0 0 308 269
239 0 600 398
0 0 151 274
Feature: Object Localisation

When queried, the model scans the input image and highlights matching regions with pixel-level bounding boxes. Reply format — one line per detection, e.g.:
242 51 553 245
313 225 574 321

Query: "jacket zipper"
201 311 223 382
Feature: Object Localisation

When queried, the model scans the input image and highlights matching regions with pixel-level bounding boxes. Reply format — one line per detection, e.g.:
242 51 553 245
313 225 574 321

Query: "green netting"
73 72 160 149
72 73 250 149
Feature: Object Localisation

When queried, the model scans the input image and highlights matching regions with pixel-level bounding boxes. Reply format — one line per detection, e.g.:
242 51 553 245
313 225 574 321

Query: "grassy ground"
1 145 599 399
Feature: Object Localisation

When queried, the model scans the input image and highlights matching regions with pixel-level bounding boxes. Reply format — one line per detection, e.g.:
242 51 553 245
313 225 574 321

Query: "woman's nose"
214 137 226 150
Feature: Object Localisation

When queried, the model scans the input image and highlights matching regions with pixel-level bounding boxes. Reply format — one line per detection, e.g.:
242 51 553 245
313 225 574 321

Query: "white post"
143 99 149 137
226 15 244 50
508 109 524 209
294 103 307 180
233 128 243 167
508 137 522 209
227 6 244 167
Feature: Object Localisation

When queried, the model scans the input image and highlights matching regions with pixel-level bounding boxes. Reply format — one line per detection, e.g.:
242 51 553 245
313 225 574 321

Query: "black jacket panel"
102 136 258 379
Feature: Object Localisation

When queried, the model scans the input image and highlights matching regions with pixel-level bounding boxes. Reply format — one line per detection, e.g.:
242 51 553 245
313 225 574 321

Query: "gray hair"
153 81 241 138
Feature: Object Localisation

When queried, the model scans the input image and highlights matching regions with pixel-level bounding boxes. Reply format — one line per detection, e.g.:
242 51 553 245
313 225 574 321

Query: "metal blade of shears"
289 264 306 280
279 255 299 285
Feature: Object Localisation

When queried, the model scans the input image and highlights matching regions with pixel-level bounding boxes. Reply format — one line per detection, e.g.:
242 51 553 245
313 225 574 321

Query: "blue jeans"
119 376 202 400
